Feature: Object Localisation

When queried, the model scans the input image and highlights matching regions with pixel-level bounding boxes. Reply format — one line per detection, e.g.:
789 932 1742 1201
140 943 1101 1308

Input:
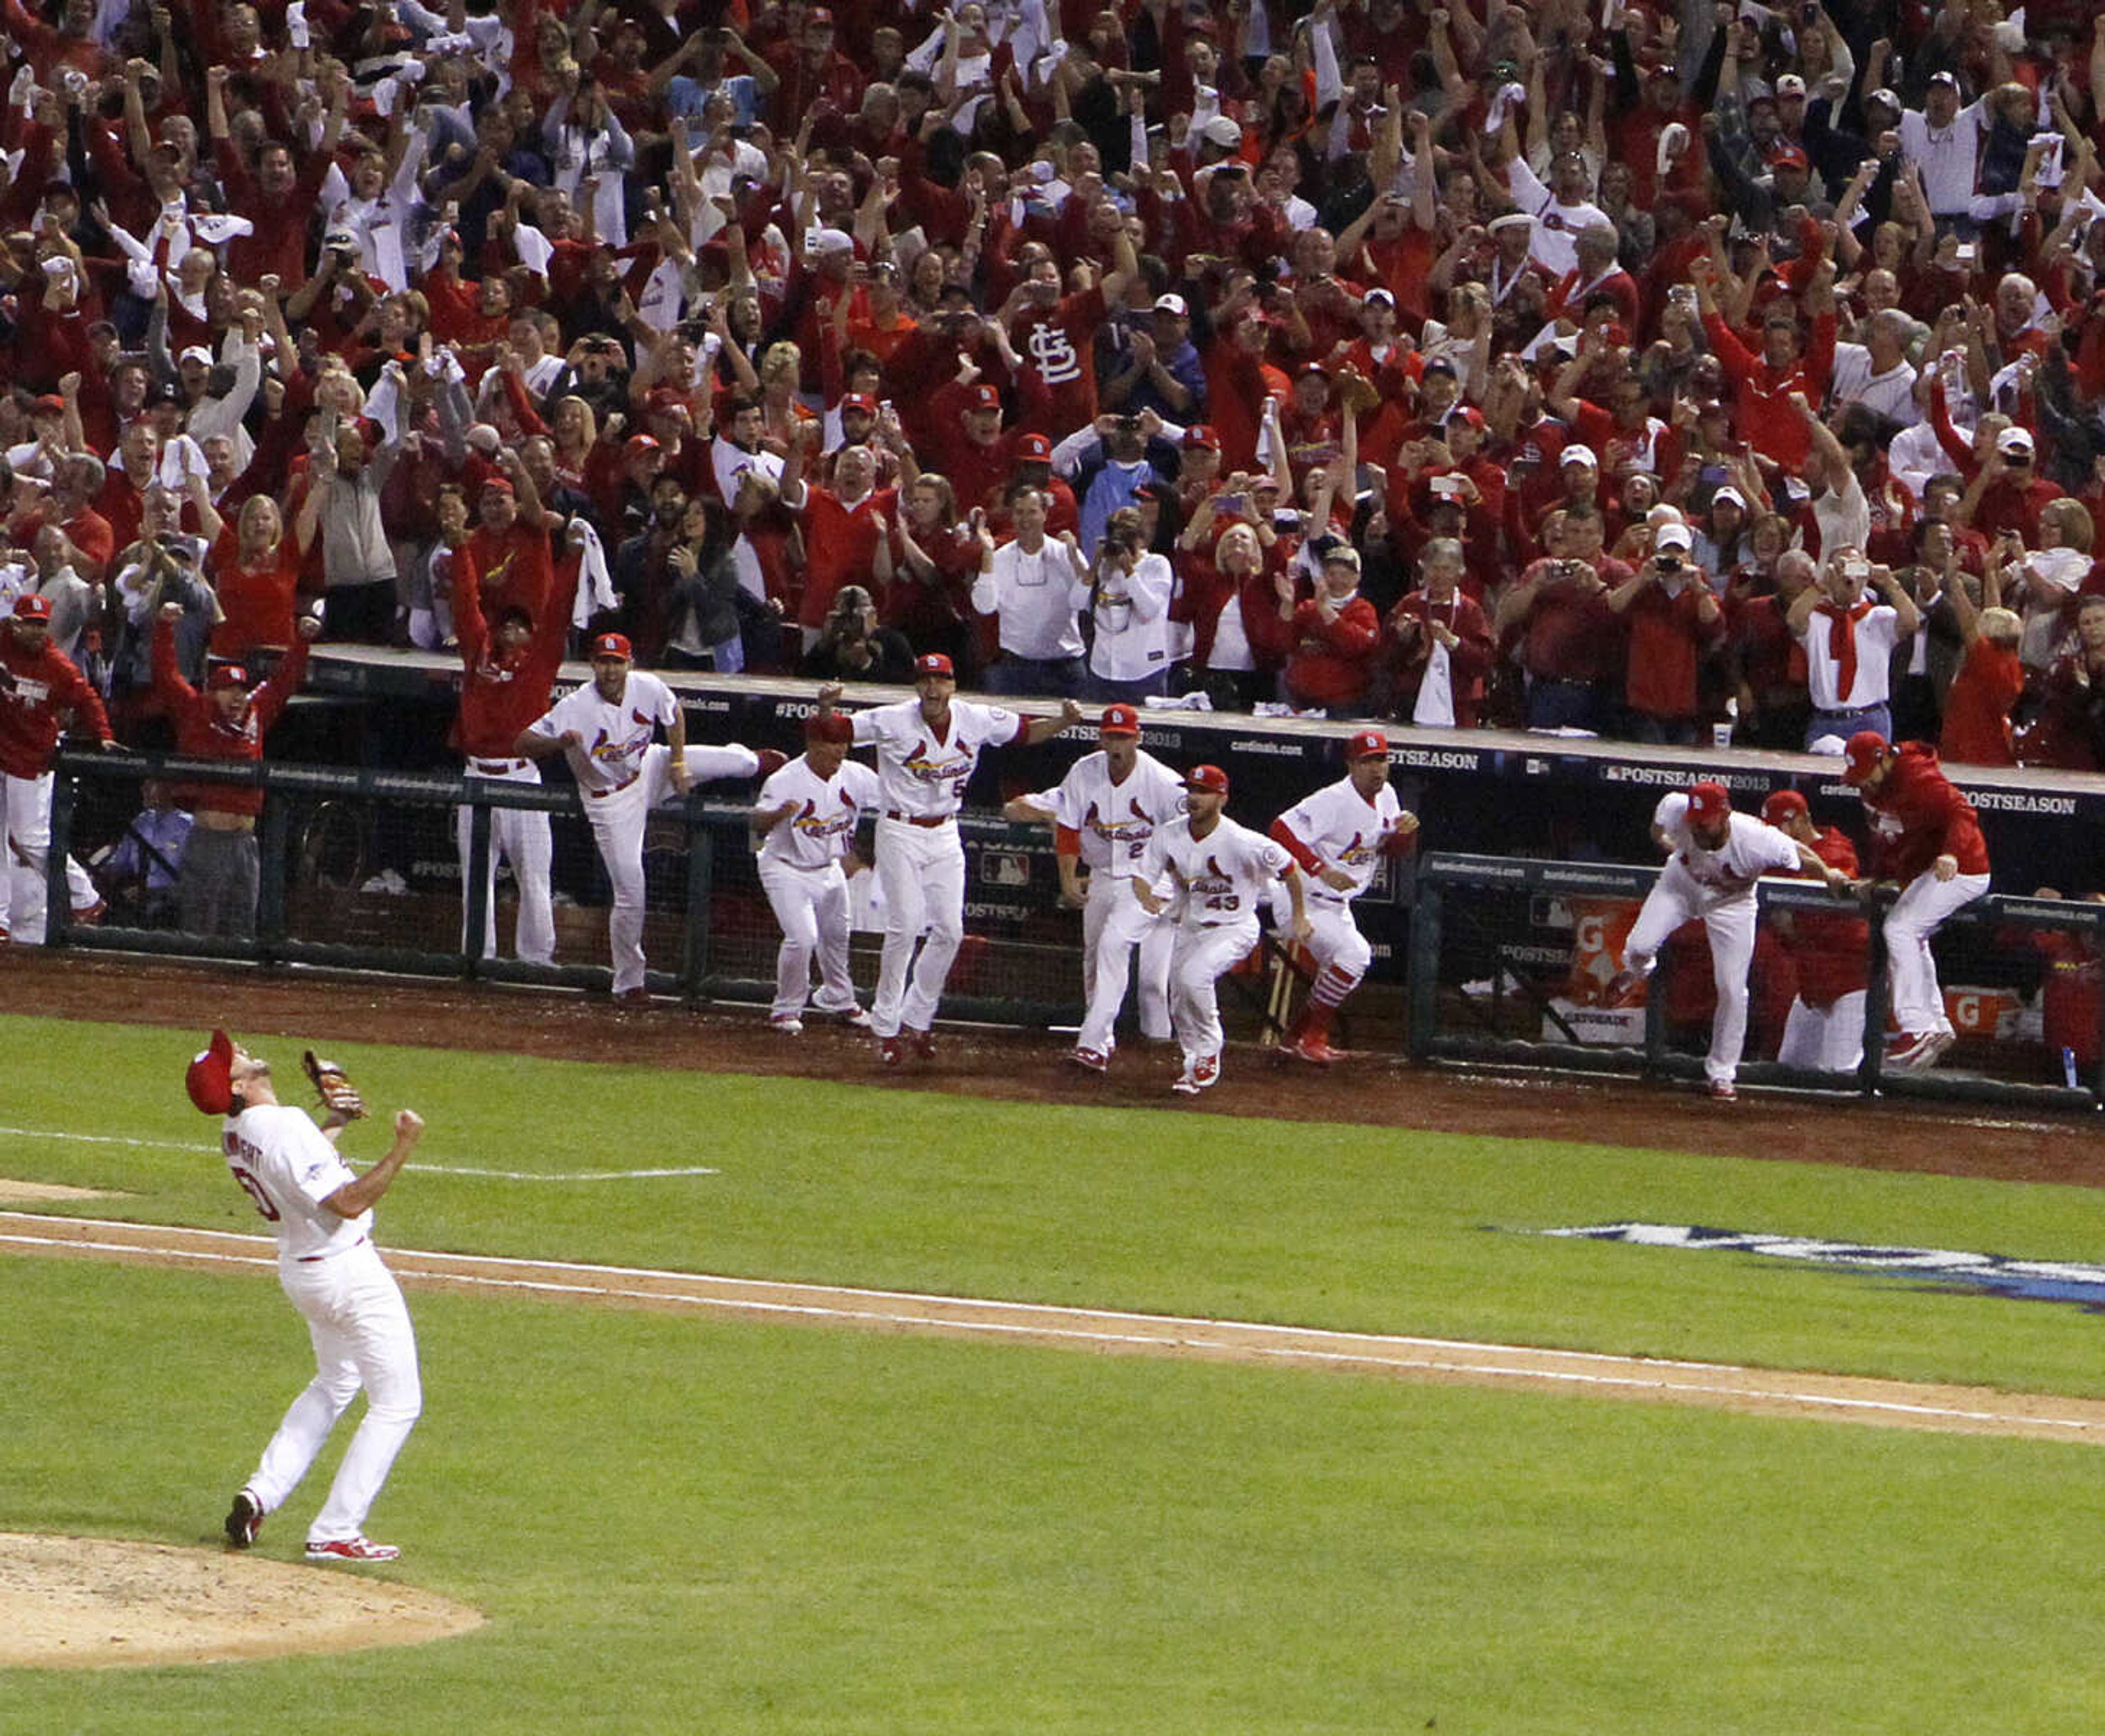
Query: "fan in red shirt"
1606 521 1725 743
1000 232 1137 439
1691 255 1835 471
456 470 556 627
1281 543 1381 713
1841 731 1993 1072
1938 584 2027 769
782 432 892 650
197 493 316 662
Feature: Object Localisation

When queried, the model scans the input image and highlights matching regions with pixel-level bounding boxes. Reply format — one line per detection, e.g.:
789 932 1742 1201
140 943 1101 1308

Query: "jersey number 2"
229 1165 282 1222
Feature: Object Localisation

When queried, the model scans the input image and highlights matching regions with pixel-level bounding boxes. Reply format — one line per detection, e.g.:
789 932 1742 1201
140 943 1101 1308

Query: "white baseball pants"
1778 991 1867 1072
1076 879 1174 1053
458 759 554 965
0 771 100 944
249 1242 422 1546
1885 870 1991 1038
1168 918 1257 1077
1301 893 1373 981
1622 861 1759 1088
761 858 859 1019
585 744 758 994
871 816 965 1037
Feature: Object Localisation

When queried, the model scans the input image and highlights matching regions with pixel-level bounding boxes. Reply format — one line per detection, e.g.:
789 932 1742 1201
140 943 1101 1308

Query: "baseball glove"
302 1050 367 1120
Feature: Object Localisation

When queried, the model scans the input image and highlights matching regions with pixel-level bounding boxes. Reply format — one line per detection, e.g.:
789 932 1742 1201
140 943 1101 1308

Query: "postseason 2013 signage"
1532 1222 2105 1313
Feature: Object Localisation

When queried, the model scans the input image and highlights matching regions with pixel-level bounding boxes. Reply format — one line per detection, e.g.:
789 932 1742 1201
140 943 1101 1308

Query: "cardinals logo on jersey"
902 736 969 789
1336 830 1376 869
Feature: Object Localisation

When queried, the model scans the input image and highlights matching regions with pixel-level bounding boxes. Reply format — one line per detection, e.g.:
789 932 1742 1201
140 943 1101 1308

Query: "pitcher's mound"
0 1533 485 1668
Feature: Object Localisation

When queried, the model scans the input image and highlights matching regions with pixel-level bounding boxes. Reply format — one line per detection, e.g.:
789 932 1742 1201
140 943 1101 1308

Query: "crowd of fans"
7 0 2105 770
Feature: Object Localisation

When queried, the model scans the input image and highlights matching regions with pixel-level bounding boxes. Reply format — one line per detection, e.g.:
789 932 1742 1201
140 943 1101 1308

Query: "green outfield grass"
7 1011 2105 1729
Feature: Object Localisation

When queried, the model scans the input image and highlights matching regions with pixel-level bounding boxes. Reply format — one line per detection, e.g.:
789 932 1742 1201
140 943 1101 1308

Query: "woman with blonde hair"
757 341 816 452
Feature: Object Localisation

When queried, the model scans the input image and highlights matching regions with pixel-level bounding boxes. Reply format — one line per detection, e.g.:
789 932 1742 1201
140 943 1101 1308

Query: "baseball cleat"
1281 1033 1342 1066
224 1488 264 1550
1892 1031 1956 1071
767 1015 805 1036
1192 1053 1220 1089
1706 1079 1739 1101
1170 1073 1202 1096
1884 1030 1936 1066
305 1536 400 1563
833 1005 874 1029
613 988 652 1008
1068 1046 1110 1074
906 1027 936 1060
877 1035 904 1067
1601 969 1646 1009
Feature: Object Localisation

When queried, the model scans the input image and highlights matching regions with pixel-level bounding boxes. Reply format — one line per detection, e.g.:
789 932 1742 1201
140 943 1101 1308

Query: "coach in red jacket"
152 604 314 939
0 593 118 942
1841 731 1992 1072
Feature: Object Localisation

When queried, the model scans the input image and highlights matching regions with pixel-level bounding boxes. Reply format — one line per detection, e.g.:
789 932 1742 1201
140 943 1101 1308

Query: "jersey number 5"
229 1165 282 1222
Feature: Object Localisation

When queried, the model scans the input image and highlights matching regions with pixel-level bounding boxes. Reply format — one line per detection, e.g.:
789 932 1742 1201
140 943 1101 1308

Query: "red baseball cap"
1760 789 1808 826
624 434 663 458
207 665 249 692
914 652 955 678
968 384 1002 412
480 475 515 497
1687 780 1732 824
1099 703 1140 736
1185 764 1230 794
1768 145 1810 172
185 1029 235 1115
1182 425 1221 451
590 632 634 660
804 712 855 744
30 394 63 415
1013 432 1052 463
841 391 879 416
1347 729 1390 761
1842 731 1890 784
12 594 53 622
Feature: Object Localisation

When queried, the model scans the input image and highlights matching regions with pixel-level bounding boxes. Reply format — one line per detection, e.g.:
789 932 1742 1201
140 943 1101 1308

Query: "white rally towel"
570 518 618 629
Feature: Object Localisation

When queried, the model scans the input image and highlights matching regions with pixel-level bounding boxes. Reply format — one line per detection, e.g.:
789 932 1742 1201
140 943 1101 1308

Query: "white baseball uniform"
755 753 881 1020
1622 792 1804 1089
1033 748 1186 1054
524 672 758 993
1271 775 1404 988
850 695 1027 1038
1141 812 1296 1082
220 1102 419 1548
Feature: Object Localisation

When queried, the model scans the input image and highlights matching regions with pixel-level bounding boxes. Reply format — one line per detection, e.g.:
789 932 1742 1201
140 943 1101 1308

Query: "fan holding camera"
1604 519 1724 746
1786 545 1922 752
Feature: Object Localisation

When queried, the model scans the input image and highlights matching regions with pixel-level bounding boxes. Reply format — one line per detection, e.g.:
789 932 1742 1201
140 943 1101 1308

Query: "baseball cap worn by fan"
1997 426 2035 457
1200 115 1243 150
1687 781 1731 825
1842 731 1890 784
207 665 249 692
13 594 53 622
1761 789 1809 827
1014 433 1053 463
1186 764 1231 795
186 1029 236 1115
1654 522 1694 552
1099 703 1140 736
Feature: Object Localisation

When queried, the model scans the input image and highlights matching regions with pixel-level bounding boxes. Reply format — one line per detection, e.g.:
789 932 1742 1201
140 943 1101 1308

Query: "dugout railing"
43 750 2105 1112
47 746 1084 1027
1409 852 2105 1111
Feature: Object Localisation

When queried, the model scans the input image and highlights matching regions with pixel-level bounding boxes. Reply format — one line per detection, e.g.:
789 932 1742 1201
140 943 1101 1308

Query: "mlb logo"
982 851 1031 888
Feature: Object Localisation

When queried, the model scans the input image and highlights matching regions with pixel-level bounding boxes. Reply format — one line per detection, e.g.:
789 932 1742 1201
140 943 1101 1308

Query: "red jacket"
1700 310 1835 469
151 619 306 818
1779 827 1869 1009
1283 594 1380 710
0 631 112 779
1858 742 1990 883
452 553 578 760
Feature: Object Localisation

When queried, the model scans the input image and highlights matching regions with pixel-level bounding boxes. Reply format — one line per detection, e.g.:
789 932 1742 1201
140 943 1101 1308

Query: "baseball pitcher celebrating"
1136 764 1310 1095
1004 702 1187 1074
1267 729 1420 1065
750 712 880 1033
190 1032 424 1564
818 655 1082 1063
1605 781 1851 1099
1840 730 1993 1071
517 631 769 1000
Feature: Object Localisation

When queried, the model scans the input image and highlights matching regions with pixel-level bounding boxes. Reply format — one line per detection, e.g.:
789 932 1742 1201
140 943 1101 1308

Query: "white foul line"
3 1214 2098 1442
0 1125 714 1181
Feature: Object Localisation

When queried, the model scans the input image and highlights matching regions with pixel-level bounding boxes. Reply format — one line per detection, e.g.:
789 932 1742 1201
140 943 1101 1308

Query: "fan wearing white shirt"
971 483 1091 698
1078 506 1175 701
